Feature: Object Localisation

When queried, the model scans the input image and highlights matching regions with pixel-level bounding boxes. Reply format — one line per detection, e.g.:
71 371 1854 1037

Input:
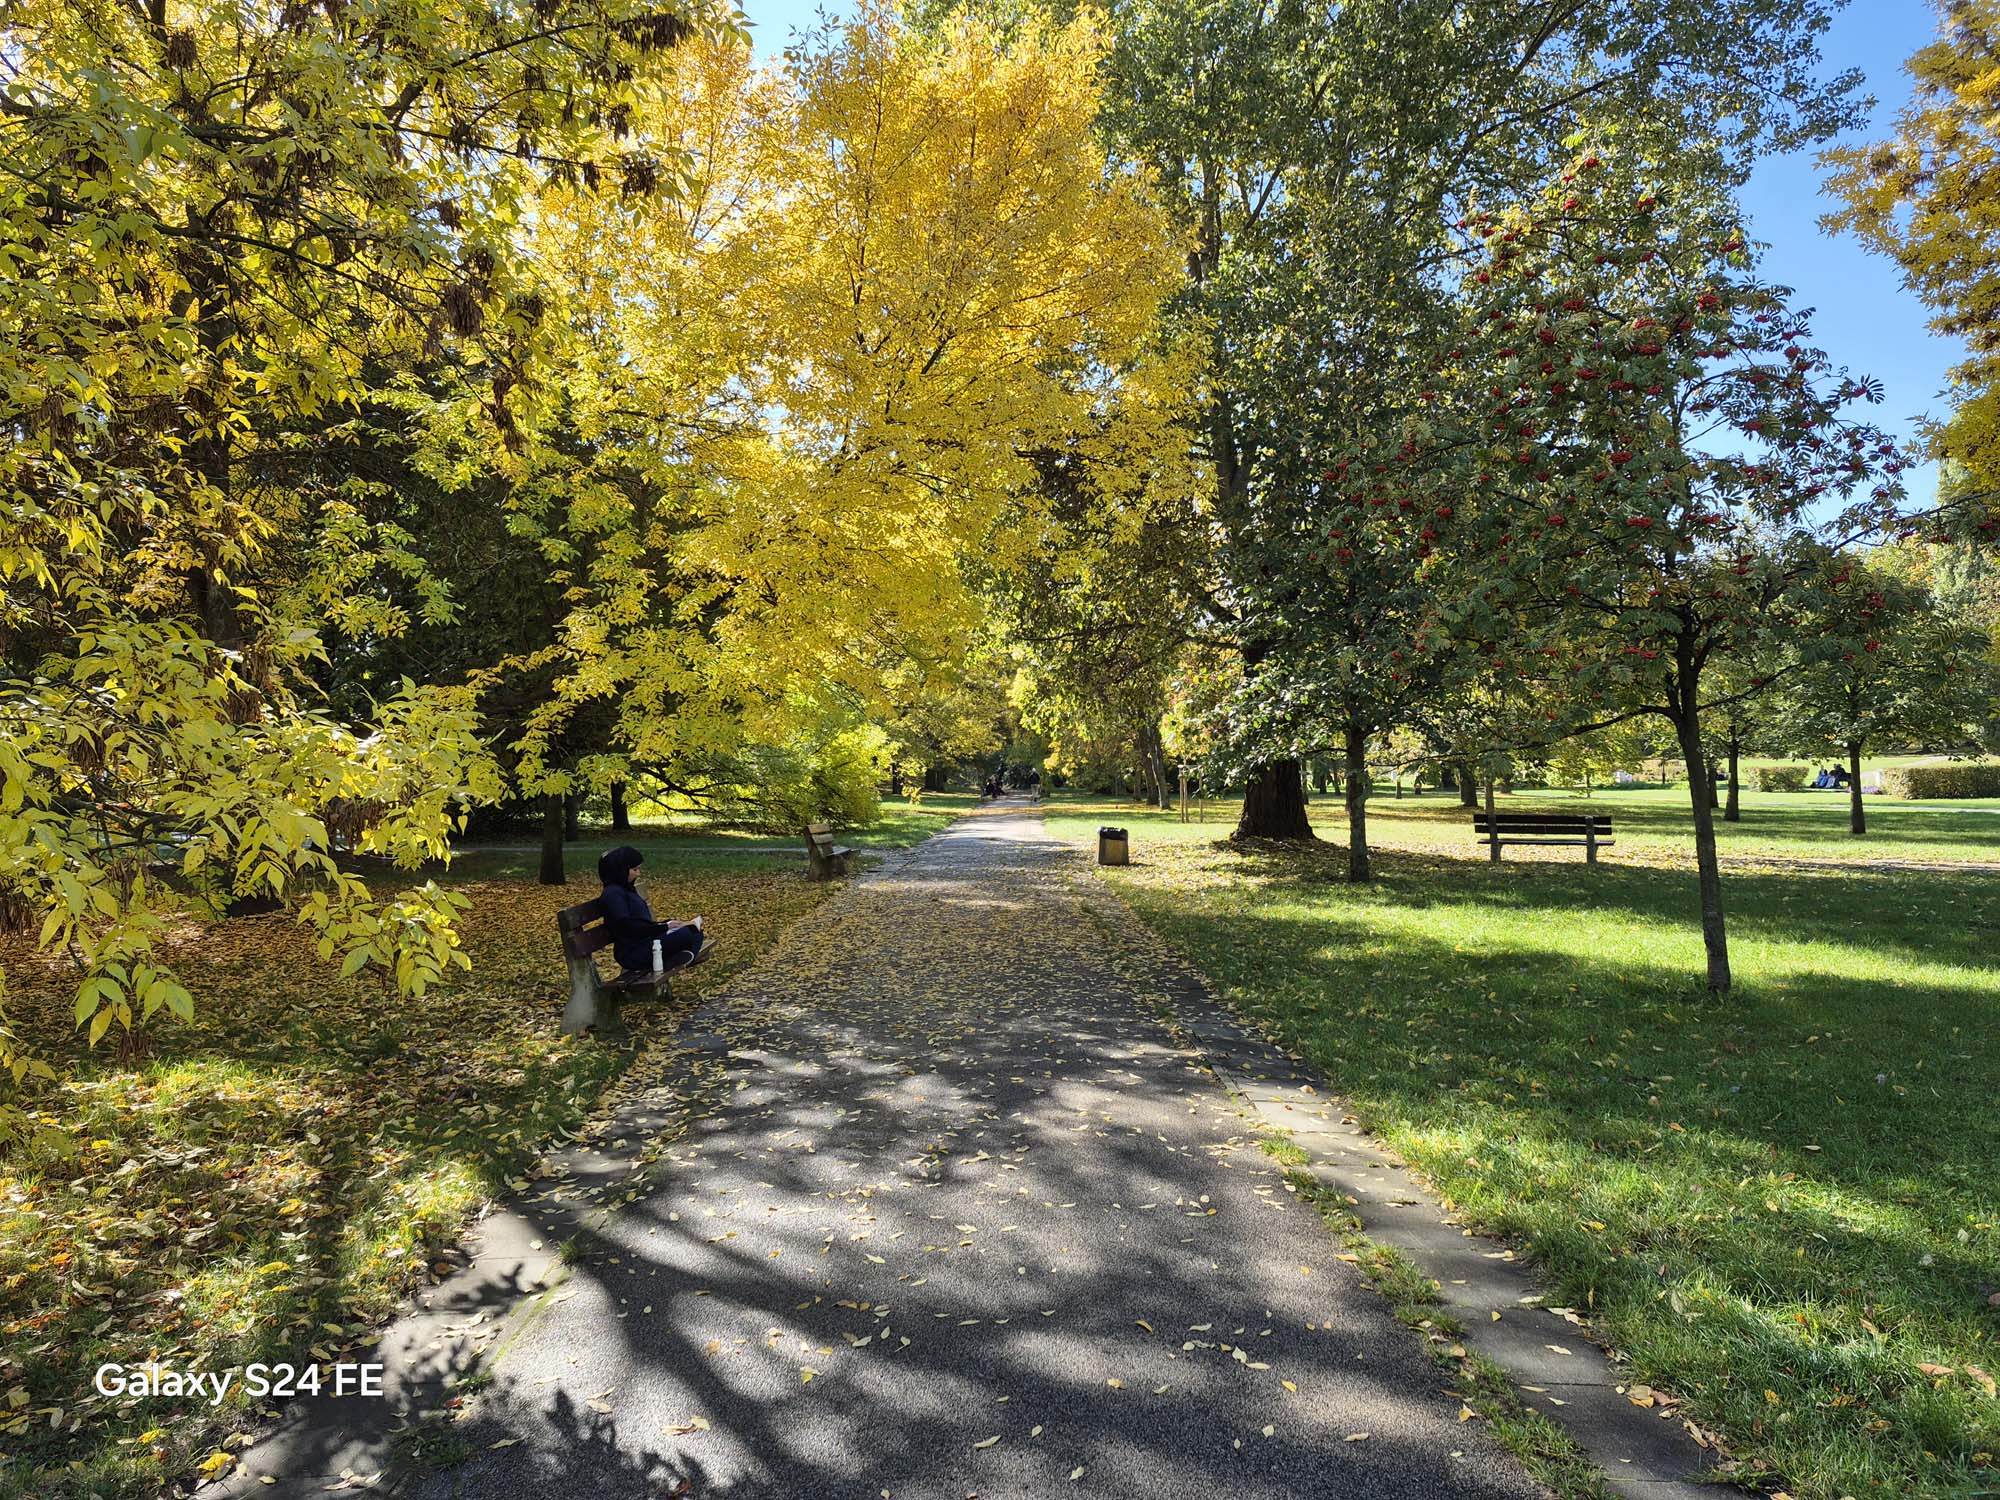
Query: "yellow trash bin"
1098 826 1129 866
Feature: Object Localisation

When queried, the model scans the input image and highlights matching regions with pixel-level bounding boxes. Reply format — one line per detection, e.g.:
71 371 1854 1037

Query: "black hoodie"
596 846 666 971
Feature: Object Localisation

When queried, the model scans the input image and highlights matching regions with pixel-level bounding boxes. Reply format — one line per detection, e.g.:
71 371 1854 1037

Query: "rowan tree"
1418 151 1911 989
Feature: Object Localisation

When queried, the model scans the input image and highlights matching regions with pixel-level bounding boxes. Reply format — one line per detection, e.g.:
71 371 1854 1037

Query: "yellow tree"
479 7 1179 820
0 0 738 1122
1828 0 2000 540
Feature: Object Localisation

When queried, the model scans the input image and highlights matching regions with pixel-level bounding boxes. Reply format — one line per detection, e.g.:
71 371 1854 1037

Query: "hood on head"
597 845 643 886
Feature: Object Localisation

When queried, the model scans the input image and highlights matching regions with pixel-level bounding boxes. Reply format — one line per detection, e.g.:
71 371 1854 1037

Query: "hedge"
1881 763 2000 800
1750 764 1811 792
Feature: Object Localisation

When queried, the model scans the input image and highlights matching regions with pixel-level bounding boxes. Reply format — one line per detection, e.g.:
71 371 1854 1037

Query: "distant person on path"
597 845 704 976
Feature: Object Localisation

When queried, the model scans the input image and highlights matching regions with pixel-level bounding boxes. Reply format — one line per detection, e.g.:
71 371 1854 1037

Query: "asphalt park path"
401 804 1551 1499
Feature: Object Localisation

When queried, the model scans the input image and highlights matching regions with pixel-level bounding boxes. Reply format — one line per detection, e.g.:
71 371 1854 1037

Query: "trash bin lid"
1099 826 1127 837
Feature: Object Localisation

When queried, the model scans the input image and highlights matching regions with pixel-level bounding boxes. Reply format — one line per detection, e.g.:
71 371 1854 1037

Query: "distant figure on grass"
596 845 705 977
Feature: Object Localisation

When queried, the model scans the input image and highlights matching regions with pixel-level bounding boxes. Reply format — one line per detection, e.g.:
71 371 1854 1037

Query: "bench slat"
1480 824 1616 836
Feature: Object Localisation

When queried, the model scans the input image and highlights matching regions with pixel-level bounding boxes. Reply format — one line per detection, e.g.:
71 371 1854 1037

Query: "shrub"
711 727 885 832
1750 764 1810 792
1881 763 2000 800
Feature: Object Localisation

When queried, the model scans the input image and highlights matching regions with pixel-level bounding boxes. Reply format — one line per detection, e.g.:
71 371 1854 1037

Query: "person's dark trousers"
625 923 702 978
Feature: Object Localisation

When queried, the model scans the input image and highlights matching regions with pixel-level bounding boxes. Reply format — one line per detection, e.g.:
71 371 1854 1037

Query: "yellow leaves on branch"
1824 0 2000 489
506 4 1180 782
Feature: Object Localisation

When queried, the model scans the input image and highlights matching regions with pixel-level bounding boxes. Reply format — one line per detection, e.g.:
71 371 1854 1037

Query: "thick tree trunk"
1673 709 1731 992
1314 759 1331 795
1458 761 1478 808
609 781 631 831
889 764 904 797
1343 722 1370 881
1848 742 1866 835
1723 735 1741 822
1234 759 1314 841
538 795 566 886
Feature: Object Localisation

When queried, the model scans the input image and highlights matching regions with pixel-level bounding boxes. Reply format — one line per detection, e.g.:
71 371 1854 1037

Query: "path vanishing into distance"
225 802 1550 1500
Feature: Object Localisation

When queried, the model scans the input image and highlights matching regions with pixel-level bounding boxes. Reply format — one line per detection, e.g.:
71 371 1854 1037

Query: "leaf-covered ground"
0 835 835 1498
1046 791 2000 1500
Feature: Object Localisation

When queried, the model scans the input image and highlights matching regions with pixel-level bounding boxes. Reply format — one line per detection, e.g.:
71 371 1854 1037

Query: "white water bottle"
651 938 663 973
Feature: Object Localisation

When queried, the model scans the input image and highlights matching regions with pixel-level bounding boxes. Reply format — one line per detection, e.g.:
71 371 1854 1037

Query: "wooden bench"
1473 811 1615 864
803 822 853 879
557 899 715 1037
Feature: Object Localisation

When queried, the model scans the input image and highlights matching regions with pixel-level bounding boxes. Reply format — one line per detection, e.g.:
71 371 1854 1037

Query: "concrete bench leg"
562 951 622 1038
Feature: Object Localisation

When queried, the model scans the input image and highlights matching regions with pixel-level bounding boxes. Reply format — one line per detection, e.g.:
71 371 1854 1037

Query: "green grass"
1048 791 2000 1500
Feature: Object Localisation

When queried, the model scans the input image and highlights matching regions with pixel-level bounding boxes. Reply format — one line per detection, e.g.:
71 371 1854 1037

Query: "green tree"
1094 0 1862 845
0 0 737 1117
1777 565 2000 834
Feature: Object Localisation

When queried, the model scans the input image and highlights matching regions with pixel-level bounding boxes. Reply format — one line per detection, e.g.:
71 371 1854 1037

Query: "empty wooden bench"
803 822 854 879
1473 811 1615 864
556 898 716 1037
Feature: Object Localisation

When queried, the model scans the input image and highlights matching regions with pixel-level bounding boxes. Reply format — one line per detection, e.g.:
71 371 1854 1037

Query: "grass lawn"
1047 789 2000 1500
0 812 923 1498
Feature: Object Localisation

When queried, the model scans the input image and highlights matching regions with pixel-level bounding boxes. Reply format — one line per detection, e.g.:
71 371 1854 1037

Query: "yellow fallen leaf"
973 1435 1000 1450
1135 1320 1153 1333
1458 1405 1477 1422
801 1368 818 1384
1069 1467 1085 1481
1106 1378 1124 1389
1344 1431 1371 1441
1764 1388 1781 1405
196 1452 234 1477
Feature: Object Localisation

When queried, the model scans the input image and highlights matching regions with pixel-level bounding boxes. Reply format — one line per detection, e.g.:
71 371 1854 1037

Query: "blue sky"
741 0 1949 488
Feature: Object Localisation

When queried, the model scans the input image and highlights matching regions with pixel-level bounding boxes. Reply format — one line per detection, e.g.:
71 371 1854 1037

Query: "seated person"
596 845 704 977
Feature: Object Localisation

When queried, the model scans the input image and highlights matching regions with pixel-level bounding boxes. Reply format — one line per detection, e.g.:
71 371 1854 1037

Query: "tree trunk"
1705 763 1719 810
1848 742 1866 836
609 781 631 831
1137 720 1172 810
1343 722 1370 881
889 763 904 797
1234 758 1314 840
1673 709 1731 992
538 795 566 886
1458 761 1478 808
1723 735 1741 823
1314 759 1331 795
